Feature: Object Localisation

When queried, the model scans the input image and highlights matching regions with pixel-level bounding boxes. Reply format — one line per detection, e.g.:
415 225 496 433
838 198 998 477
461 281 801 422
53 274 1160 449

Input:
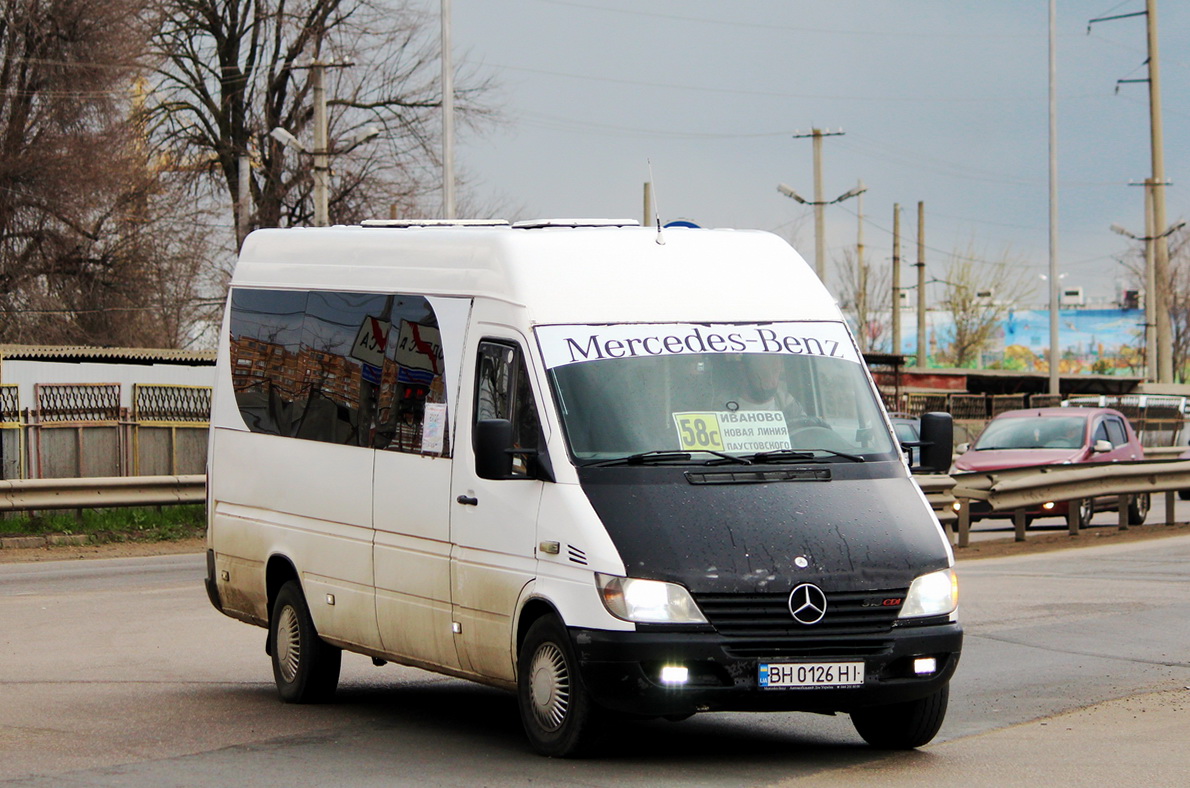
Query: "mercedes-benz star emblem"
788 583 827 625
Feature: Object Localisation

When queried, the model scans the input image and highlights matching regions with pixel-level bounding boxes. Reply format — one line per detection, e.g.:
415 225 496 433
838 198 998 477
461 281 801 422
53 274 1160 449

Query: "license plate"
759 661 865 689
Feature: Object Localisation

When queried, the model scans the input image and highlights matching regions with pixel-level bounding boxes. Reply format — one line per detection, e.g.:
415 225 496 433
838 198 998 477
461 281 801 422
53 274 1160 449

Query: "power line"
530 0 1051 40
475 58 1058 105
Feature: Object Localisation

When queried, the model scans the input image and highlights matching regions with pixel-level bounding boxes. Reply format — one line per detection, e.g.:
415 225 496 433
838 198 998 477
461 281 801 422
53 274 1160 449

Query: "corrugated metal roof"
0 345 215 365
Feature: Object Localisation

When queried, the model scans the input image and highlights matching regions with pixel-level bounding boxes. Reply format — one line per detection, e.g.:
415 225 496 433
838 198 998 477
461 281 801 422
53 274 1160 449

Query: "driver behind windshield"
725 354 807 424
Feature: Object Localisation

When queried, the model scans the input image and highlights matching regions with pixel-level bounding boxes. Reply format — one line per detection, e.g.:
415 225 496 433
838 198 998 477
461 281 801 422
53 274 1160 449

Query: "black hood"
576 462 950 595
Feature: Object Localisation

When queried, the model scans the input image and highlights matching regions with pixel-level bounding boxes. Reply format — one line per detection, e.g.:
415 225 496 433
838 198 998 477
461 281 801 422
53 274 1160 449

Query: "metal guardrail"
952 460 1190 510
936 458 1190 547
0 475 205 512
915 473 956 526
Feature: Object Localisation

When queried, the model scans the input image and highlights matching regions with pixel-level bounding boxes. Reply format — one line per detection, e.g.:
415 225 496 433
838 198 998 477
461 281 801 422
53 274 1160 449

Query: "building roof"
0 345 215 365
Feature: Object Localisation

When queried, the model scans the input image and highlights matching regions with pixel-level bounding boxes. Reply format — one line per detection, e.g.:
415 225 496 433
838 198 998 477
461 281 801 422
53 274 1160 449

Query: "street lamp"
776 183 867 280
269 121 382 227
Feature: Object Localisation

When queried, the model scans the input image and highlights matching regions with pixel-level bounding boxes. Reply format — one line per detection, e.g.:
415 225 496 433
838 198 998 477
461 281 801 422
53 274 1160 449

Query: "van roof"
234 222 841 325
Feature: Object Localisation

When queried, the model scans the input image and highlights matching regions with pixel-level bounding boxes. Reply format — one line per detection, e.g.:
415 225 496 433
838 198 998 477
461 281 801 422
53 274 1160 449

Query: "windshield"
536 322 896 464
973 415 1087 450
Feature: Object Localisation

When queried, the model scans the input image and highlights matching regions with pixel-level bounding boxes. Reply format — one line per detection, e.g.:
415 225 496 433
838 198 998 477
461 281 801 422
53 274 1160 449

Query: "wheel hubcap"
276 605 301 682
528 642 570 732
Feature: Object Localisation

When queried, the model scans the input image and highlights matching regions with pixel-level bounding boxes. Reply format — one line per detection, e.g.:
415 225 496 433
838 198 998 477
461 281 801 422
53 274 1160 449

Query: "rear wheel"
517 616 603 757
1127 493 1150 525
851 685 949 749
270 580 341 703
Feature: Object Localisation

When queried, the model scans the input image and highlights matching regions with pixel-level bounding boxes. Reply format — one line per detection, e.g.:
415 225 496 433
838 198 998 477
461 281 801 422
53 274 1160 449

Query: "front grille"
694 588 907 658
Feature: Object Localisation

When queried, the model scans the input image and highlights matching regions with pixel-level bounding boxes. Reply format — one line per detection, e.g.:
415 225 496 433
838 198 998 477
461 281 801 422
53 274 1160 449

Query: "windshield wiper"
587 450 694 467
749 448 866 464
587 449 753 468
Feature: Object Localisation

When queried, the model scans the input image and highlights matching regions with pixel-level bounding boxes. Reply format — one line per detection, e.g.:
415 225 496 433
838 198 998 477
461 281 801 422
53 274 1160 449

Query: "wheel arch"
515 597 563 659
266 554 300 621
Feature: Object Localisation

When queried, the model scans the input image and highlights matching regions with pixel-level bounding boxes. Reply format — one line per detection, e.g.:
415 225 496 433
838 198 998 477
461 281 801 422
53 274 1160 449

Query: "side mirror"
956 442 970 455
1092 439 1113 453
918 412 954 474
475 419 515 479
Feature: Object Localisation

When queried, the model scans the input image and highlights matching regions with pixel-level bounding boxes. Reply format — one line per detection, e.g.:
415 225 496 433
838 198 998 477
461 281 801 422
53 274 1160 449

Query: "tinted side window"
1105 417 1127 447
474 341 539 476
229 288 450 456
229 289 308 438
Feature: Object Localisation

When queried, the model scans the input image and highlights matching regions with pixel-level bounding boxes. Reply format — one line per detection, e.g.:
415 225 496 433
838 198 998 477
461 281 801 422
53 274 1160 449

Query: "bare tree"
1115 226 1190 381
935 245 1033 368
142 0 497 238
0 0 173 345
835 247 890 353
1161 229 1190 382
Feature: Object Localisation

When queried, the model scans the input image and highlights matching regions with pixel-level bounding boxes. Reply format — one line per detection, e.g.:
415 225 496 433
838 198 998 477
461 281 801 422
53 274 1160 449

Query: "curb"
0 534 89 549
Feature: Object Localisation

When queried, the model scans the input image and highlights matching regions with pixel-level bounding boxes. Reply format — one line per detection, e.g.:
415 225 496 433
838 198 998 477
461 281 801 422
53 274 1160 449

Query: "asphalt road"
2 537 1190 786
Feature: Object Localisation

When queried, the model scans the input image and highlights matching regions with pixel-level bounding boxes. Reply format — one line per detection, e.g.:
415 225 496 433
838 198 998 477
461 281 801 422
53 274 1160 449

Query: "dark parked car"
952 407 1148 527
890 414 921 466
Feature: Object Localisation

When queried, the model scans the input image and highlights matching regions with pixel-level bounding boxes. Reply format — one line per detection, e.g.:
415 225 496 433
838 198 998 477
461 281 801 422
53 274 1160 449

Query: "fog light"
913 657 938 676
951 501 962 512
660 666 689 685
1042 501 1056 511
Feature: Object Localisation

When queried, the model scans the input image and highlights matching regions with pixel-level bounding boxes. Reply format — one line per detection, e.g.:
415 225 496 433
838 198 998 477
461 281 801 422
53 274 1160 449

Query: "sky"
432 0 1190 310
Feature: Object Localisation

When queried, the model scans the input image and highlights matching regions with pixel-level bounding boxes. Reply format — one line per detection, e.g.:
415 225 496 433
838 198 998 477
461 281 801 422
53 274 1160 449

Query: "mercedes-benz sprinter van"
204 219 961 757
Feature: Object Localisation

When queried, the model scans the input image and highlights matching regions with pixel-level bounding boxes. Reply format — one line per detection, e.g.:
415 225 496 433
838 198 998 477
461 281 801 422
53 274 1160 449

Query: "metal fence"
887 391 1185 448
0 385 20 480
0 384 211 480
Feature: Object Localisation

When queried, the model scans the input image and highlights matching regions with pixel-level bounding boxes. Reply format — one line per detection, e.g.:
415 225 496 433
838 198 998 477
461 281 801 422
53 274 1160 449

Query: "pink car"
953 407 1148 527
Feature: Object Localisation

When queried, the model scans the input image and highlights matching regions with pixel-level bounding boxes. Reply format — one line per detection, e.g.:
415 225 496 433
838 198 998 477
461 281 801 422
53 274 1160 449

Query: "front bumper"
570 621 962 717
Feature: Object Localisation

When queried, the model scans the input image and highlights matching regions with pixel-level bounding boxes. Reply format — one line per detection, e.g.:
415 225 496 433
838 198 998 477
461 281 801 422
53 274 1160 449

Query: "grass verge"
0 505 206 544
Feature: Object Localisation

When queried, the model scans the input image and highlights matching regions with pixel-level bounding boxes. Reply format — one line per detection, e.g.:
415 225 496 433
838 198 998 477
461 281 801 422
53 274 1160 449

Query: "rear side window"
229 288 450 456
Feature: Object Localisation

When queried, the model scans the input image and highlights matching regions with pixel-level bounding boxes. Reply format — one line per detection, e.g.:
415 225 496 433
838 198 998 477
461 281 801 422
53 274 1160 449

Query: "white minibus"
205 219 961 756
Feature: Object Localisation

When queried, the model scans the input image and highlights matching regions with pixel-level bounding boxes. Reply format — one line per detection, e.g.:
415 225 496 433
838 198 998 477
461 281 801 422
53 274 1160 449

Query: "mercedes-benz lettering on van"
204 219 961 757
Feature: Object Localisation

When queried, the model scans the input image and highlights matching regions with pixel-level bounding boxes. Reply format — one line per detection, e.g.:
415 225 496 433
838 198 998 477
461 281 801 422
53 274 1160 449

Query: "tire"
851 685 949 750
1127 493 1150 526
270 580 342 704
517 616 603 757
1179 489 1190 502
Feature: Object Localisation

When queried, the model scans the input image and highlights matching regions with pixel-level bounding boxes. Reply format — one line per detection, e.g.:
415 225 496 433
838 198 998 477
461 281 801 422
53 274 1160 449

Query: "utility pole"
892 204 902 357
1144 179 1157 382
916 202 927 368
1090 0 1172 381
643 182 654 227
440 0 456 219
269 60 377 228
1146 0 1172 382
311 62 329 227
1049 0 1060 394
855 180 867 351
237 154 251 245
788 128 846 280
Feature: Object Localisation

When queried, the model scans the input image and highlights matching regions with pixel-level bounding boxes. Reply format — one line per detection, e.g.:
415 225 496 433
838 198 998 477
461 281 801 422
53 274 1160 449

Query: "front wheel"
270 580 342 703
1128 492 1150 525
517 616 603 757
850 685 949 749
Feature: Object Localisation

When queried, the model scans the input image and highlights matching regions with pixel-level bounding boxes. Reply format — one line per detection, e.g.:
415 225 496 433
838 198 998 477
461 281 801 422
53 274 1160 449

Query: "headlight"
898 568 958 619
595 574 708 624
